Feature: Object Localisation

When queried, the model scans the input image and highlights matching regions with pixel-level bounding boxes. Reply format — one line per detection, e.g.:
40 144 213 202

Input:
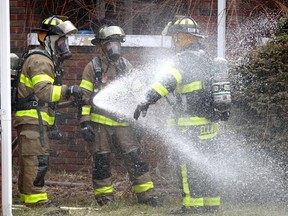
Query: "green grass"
12 197 288 216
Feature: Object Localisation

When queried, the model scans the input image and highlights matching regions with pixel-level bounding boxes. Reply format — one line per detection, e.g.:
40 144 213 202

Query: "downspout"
217 0 227 58
0 0 13 215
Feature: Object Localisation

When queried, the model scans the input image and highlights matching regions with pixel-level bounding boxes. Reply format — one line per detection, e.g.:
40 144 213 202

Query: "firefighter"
134 16 231 214
79 25 160 207
13 16 82 207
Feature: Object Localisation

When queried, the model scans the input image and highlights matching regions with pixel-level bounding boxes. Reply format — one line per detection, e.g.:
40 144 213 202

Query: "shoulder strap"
91 56 103 78
24 49 51 60
11 49 53 112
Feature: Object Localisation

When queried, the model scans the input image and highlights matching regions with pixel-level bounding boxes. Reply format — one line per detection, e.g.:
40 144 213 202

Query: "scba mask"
45 35 72 61
102 40 121 62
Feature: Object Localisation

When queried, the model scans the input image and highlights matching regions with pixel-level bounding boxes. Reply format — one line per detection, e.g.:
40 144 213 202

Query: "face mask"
55 36 72 60
102 41 121 62
45 35 72 61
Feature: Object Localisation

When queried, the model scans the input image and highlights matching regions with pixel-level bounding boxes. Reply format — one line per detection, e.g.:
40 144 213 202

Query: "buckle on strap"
32 101 39 107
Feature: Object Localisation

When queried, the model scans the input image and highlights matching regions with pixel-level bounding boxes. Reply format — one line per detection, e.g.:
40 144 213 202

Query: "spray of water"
91 14 287 204
92 62 286 204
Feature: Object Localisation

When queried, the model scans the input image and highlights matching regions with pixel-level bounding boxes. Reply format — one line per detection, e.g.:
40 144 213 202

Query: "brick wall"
10 0 251 171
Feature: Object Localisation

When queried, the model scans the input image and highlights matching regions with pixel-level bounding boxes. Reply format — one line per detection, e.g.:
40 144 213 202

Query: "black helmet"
91 25 125 45
32 15 77 43
168 16 206 38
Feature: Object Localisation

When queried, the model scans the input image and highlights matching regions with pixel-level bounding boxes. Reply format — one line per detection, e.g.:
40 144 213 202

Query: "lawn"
10 168 288 216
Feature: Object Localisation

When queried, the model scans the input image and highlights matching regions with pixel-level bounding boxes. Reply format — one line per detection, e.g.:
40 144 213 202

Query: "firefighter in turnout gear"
134 16 231 214
13 16 82 207
79 25 160 207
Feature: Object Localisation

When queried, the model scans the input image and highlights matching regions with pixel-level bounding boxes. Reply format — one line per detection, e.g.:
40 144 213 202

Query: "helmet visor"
99 26 125 40
51 20 78 36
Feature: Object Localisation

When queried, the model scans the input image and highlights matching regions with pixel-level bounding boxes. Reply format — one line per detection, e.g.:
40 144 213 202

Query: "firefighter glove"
134 102 150 120
80 122 95 142
66 85 83 101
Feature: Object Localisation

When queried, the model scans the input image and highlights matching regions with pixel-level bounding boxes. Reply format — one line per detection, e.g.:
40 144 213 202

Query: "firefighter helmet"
168 16 206 38
32 16 77 43
32 16 77 61
91 25 126 45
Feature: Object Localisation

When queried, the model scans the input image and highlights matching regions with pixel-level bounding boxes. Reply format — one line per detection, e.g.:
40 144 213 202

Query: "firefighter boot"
95 195 115 206
127 150 161 207
25 200 60 208
136 190 161 207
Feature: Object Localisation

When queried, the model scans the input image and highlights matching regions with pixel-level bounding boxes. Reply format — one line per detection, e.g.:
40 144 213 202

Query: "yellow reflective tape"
19 193 25 202
152 82 169 97
181 164 191 199
15 110 55 125
80 79 93 92
177 19 193 25
22 192 48 204
94 185 113 196
198 123 219 140
133 181 154 193
186 197 205 207
175 81 202 94
32 74 54 86
51 85 61 102
178 117 208 126
167 118 177 126
181 164 205 207
198 132 218 140
50 19 57 26
91 113 129 126
82 106 91 115
204 197 221 206
44 18 62 26
167 67 182 84
20 73 33 88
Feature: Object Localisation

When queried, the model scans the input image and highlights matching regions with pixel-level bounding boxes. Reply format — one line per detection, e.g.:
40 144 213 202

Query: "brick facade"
10 0 252 171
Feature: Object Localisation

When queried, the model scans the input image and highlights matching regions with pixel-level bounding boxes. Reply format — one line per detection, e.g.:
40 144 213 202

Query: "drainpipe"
0 0 13 215
217 0 226 58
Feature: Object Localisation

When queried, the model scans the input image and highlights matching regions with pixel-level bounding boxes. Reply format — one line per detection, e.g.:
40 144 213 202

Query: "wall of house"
10 0 251 171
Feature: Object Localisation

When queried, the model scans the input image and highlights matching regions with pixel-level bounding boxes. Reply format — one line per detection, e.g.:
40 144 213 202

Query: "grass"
11 197 288 216
10 169 288 216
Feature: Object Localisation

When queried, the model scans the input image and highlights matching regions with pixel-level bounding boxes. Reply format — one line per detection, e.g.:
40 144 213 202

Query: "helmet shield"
99 26 125 40
50 20 78 36
32 16 77 44
91 26 125 45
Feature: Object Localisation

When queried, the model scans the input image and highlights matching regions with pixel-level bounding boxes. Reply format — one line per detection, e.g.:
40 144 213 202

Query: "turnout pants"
88 123 154 200
175 121 221 209
16 124 50 204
